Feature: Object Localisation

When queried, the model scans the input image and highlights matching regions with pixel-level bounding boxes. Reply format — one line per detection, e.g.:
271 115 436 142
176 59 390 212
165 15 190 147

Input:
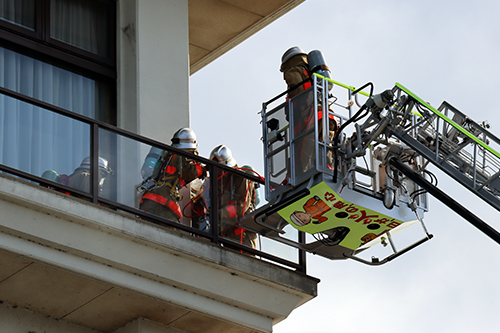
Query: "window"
0 0 116 66
50 0 112 59
0 0 116 185
0 0 36 30
0 0 116 122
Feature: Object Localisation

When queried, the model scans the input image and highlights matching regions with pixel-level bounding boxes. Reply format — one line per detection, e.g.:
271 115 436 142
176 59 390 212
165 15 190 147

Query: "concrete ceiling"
0 172 318 333
189 0 305 74
0 249 258 333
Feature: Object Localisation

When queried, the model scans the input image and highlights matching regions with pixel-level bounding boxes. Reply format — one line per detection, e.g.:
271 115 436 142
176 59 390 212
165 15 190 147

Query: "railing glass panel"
0 92 90 192
0 87 305 272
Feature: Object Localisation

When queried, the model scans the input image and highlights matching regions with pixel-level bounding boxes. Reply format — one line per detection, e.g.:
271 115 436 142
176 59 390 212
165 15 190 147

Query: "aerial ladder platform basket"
240 74 500 265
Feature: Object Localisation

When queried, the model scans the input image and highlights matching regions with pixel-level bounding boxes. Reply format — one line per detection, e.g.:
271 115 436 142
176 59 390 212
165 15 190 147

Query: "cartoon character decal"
290 211 311 226
279 182 412 250
289 195 331 227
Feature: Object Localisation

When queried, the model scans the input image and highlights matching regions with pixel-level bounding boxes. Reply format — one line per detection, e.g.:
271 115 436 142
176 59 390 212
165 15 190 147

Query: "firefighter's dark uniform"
218 171 258 249
281 54 311 99
282 54 337 172
139 153 206 222
67 166 111 197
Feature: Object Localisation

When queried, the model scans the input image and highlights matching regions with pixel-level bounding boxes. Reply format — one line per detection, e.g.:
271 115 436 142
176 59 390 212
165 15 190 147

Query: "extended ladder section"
326 79 500 246
389 83 500 211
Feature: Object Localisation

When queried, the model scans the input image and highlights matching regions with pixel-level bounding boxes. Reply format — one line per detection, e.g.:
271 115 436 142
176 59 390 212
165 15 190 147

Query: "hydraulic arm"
240 74 500 265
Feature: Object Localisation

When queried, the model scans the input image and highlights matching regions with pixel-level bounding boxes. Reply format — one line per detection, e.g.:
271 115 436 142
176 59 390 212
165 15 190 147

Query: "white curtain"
50 0 108 57
0 46 92 177
0 0 35 30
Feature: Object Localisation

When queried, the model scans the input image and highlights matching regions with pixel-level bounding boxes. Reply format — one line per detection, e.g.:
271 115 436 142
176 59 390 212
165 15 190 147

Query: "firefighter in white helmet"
208 145 258 249
139 128 206 223
67 156 112 195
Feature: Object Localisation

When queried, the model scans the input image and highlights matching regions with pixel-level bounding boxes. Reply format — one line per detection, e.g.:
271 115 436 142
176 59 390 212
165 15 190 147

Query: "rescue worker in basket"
210 145 258 249
280 46 338 172
138 128 206 223
280 46 312 99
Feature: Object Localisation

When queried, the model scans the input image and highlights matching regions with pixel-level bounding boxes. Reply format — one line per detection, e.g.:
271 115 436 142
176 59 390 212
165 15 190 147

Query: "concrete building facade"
0 1 318 332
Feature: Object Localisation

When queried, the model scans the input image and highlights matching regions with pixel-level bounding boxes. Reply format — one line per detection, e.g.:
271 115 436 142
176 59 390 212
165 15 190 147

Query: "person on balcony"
138 128 206 223
209 145 258 249
67 156 112 196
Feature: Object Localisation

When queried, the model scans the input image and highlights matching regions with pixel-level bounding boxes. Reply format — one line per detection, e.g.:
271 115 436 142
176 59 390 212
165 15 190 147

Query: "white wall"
116 0 190 207
118 0 190 144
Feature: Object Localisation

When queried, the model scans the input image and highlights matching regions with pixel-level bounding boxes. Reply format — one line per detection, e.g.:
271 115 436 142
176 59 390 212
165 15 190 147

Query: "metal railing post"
209 163 220 244
91 123 99 204
298 231 307 274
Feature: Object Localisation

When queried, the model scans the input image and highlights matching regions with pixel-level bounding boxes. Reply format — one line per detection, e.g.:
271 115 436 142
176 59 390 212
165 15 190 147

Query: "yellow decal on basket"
278 182 406 250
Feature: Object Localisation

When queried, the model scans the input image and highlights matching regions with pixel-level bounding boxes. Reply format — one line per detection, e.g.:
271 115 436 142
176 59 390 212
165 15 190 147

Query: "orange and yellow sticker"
278 182 412 250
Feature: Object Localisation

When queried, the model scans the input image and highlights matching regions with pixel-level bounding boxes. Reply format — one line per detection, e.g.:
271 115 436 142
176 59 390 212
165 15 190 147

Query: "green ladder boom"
387 83 500 212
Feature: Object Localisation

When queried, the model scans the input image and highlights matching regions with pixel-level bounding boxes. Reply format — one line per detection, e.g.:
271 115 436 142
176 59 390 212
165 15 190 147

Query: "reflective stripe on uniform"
317 110 335 121
302 68 312 90
234 227 245 235
140 193 182 218
195 163 204 177
225 204 238 218
164 164 177 175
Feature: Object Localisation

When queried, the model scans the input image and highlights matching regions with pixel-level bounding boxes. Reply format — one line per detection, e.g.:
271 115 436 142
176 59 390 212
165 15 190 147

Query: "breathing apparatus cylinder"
307 50 332 90
141 147 164 179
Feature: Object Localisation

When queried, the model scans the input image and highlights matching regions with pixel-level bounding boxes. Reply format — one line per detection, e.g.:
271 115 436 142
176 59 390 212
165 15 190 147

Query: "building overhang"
189 0 305 74
0 174 318 332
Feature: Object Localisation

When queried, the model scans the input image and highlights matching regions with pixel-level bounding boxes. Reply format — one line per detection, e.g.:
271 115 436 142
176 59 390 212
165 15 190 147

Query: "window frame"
0 0 117 124
0 0 116 76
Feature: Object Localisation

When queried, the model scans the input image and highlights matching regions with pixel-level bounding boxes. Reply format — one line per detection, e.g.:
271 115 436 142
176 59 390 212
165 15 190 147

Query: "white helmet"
171 128 198 150
210 145 237 167
281 46 307 66
78 156 110 173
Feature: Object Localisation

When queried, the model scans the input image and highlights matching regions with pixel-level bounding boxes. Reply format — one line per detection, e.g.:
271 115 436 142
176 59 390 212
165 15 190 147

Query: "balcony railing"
0 85 306 273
